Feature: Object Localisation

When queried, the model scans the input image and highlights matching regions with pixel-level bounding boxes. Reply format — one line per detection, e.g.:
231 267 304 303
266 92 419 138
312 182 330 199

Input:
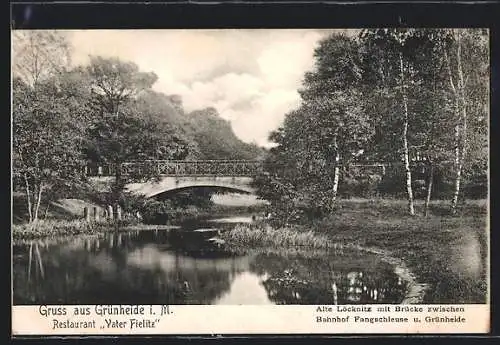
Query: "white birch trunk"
424 164 434 217
451 121 462 212
332 152 341 203
400 52 415 216
24 174 33 223
451 31 468 214
443 33 463 213
33 183 44 224
43 203 50 220
451 162 463 212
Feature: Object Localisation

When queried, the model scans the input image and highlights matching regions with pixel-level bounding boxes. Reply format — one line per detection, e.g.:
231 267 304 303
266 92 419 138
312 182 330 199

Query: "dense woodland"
12 29 488 227
252 29 488 223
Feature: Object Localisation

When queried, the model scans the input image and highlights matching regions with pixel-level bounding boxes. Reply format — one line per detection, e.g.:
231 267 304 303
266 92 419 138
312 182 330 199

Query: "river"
12 215 408 305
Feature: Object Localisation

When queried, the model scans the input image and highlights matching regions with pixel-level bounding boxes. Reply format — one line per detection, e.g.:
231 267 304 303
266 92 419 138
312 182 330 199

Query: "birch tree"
360 29 426 216
301 92 372 204
439 29 489 213
13 77 86 225
361 29 488 214
401 29 457 216
12 31 85 226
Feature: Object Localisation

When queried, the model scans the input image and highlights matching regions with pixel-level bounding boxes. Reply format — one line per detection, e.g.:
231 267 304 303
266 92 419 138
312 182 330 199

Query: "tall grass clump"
11 218 129 241
220 224 333 250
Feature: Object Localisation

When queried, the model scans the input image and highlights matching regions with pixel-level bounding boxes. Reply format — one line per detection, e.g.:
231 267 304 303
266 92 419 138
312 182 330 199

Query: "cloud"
181 72 265 116
229 89 302 146
67 29 334 146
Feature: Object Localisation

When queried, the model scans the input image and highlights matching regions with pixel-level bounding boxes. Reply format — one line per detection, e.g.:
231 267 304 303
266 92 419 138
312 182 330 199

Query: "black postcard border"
7 0 500 342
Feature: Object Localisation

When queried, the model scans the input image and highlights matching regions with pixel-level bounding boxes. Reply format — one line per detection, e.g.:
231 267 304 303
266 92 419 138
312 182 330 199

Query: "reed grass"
220 224 335 250
11 218 134 241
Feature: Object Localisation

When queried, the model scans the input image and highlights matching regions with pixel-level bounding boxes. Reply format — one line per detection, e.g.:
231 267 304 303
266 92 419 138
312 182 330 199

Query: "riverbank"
220 198 488 304
13 219 122 241
11 203 264 241
12 191 266 239
11 218 184 241
219 223 429 303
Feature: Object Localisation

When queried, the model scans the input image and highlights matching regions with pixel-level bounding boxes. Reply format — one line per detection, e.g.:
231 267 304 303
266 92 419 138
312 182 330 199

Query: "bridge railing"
84 159 453 177
86 160 264 177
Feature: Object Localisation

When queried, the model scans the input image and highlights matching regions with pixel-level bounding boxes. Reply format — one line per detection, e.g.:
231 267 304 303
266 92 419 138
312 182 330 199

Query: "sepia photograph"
11 28 489 333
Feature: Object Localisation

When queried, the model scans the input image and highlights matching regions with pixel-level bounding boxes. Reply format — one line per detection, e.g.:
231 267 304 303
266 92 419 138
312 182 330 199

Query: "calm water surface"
13 217 408 305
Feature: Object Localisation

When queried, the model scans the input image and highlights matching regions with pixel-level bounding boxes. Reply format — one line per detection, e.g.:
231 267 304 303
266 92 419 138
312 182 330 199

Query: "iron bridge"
84 159 441 178
87 160 264 177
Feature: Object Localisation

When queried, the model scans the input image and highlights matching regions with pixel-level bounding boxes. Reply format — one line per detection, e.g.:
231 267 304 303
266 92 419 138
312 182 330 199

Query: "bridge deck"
84 159 440 177
86 160 263 177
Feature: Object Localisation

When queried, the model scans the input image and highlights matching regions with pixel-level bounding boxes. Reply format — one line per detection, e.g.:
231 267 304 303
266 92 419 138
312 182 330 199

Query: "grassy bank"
12 197 263 240
220 198 488 304
12 218 183 242
12 219 113 241
12 201 265 241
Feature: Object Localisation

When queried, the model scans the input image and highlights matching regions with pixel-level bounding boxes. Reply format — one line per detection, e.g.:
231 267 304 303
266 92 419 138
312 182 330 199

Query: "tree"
300 34 372 204
255 34 374 222
133 91 199 161
438 29 489 213
397 29 457 216
134 91 266 161
184 107 265 160
360 29 437 216
13 77 87 225
300 92 372 204
254 123 307 224
84 57 190 218
12 30 71 88
360 28 488 215
86 56 158 116
12 31 87 225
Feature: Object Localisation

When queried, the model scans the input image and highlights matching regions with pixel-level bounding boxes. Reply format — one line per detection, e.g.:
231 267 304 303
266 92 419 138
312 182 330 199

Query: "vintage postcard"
11 28 489 335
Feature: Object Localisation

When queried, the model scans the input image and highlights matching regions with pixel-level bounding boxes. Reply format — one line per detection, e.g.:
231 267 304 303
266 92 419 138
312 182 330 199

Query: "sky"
66 29 340 147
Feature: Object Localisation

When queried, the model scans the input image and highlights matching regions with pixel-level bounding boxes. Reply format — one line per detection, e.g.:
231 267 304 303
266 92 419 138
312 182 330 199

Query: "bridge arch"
149 185 253 200
126 176 255 199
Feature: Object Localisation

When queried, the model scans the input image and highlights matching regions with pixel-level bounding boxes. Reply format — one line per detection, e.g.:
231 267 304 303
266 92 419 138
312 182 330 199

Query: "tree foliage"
184 107 266 160
256 29 488 223
255 34 375 223
12 32 264 223
13 77 87 224
12 30 72 87
12 31 85 225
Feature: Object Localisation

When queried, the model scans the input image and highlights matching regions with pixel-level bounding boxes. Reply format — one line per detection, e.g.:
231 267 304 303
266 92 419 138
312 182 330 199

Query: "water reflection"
13 231 238 304
249 252 407 305
13 228 407 305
